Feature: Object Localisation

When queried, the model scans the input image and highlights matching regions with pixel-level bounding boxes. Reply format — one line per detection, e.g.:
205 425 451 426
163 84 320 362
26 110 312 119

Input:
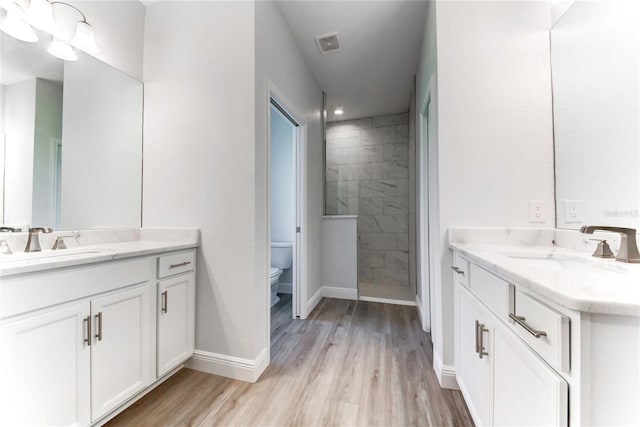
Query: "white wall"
4 79 36 226
321 217 357 293
270 106 295 244
143 1 262 365
61 54 143 229
417 0 555 385
256 0 324 317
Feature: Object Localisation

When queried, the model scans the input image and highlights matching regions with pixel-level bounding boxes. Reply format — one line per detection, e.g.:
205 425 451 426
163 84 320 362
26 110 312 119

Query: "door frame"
418 75 436 334
265 81 307 337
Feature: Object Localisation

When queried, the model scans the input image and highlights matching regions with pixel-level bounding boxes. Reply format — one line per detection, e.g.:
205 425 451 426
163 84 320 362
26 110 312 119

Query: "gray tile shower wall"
326 113 413 300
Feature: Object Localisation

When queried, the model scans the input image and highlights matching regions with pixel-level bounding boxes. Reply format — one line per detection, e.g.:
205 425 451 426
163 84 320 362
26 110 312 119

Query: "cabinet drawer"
452 253 470 286
511 290 570 373
158 251 195 279
469 264 509 319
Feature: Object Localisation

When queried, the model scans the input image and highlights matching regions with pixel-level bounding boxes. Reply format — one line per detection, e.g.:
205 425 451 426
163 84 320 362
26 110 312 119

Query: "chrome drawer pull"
95 312 103 341
84 316 91 346
474 320 480 354
169 261 191 269
509 313 547 338
478 323 489 359
161 290 168 314
450 266 465 275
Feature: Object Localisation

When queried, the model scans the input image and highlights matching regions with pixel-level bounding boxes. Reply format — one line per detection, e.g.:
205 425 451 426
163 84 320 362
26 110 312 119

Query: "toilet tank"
271 241 293 269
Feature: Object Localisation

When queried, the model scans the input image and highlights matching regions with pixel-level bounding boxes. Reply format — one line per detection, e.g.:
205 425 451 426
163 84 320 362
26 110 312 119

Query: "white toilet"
270 241 293 307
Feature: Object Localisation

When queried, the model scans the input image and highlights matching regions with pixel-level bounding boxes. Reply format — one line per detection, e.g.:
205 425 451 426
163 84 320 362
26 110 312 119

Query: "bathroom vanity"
0 229 198 426
450 229 640 426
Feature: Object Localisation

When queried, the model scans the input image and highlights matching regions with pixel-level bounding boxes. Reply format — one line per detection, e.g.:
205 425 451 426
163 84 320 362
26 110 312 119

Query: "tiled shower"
326 112 416 301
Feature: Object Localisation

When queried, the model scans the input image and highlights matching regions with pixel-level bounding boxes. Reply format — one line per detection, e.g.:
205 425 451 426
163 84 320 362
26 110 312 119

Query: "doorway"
268 98 302 325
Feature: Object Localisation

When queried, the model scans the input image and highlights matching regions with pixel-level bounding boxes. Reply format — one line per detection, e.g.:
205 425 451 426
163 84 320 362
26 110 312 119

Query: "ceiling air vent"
315 32 342 54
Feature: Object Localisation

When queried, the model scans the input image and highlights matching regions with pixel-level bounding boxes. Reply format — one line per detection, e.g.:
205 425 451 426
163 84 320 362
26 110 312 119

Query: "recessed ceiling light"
334 108 344 115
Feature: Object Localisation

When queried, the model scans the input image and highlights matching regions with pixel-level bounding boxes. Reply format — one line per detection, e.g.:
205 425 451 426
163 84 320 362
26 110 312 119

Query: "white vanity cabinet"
156 251 196 377
0 247 197 427
0 300 92 426
90 283 154 421
453 253 569 426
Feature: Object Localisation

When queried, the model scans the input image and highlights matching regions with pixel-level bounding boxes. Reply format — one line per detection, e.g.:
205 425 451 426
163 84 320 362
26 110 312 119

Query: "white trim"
323 286 358 300
433 351 459 390
305 287 323 317
416 293 430 332
358 295 416 306
277 282 292 294
186 348 268 383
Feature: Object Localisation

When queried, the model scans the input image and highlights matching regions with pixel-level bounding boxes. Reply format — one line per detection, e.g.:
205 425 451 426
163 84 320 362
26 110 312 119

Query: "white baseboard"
305 287 323 317
433 351 459 390
359 295 416 306
323 286 358 300
277 282 292 294
186 348 268 383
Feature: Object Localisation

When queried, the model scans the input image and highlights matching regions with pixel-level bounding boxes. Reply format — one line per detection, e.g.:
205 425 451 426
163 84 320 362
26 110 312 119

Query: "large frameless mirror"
552 0 640 229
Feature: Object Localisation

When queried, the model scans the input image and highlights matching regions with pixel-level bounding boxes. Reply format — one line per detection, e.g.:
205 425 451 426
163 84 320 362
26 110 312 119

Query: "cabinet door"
0 301 91 426
91 283 153 421
457 286 493 426
157 273 195 377
493 325 568 426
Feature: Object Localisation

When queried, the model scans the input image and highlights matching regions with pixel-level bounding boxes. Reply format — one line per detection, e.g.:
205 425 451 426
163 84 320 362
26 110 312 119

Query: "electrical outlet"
529 200 546 223
564 200 582 223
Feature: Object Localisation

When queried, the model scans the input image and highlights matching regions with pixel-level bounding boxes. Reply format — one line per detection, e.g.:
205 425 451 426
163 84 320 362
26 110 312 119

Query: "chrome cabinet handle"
95 312 103 341
474 320 480 354
509 313 547 338
169 261 191 269
161 290 168 314
478 323 489 359
84 316 91 346
450 266 465 275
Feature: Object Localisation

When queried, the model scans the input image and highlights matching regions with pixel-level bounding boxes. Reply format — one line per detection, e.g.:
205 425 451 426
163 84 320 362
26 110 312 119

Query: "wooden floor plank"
107 296 473 427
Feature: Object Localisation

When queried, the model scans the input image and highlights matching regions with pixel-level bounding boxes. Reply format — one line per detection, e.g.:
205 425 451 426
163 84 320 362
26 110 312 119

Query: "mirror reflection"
552 0 640 229
0 27 143 231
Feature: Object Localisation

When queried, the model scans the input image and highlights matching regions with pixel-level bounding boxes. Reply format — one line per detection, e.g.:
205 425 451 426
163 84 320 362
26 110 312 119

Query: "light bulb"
1 12 38 43
27 0 54 32
48 38 78 61
334 108 344 115
71 21 99 54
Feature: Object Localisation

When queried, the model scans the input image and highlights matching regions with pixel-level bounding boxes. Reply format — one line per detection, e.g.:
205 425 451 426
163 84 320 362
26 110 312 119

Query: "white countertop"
0 228 199 278
451 242 640 316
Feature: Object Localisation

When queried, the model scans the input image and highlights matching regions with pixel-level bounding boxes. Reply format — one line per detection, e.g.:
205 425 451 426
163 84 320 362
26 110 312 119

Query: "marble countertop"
451 242 640 316
0 228 199 277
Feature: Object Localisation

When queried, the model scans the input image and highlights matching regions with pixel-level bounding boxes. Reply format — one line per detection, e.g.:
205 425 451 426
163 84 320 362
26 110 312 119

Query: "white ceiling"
276 1 428 121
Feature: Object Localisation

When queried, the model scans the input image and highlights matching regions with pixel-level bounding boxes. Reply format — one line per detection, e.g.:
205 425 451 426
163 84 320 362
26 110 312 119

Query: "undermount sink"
498 251 627 274
0 248 108 263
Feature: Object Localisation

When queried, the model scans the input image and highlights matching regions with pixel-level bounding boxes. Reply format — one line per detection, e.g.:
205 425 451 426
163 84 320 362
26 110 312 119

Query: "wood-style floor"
107 295 473 426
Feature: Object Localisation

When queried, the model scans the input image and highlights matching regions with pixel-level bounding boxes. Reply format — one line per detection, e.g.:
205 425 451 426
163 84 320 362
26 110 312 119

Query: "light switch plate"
529 200 546 223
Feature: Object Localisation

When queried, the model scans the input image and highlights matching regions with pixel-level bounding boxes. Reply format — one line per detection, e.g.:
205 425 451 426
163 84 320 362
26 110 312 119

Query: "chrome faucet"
24 227 53 253
580 226 640 263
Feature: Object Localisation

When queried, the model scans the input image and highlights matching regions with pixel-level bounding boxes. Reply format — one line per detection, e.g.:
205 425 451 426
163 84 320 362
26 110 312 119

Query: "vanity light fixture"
1 11 38 42
48 36 77 61
334 108 344 115
51 1 100 54
0 0 99 60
